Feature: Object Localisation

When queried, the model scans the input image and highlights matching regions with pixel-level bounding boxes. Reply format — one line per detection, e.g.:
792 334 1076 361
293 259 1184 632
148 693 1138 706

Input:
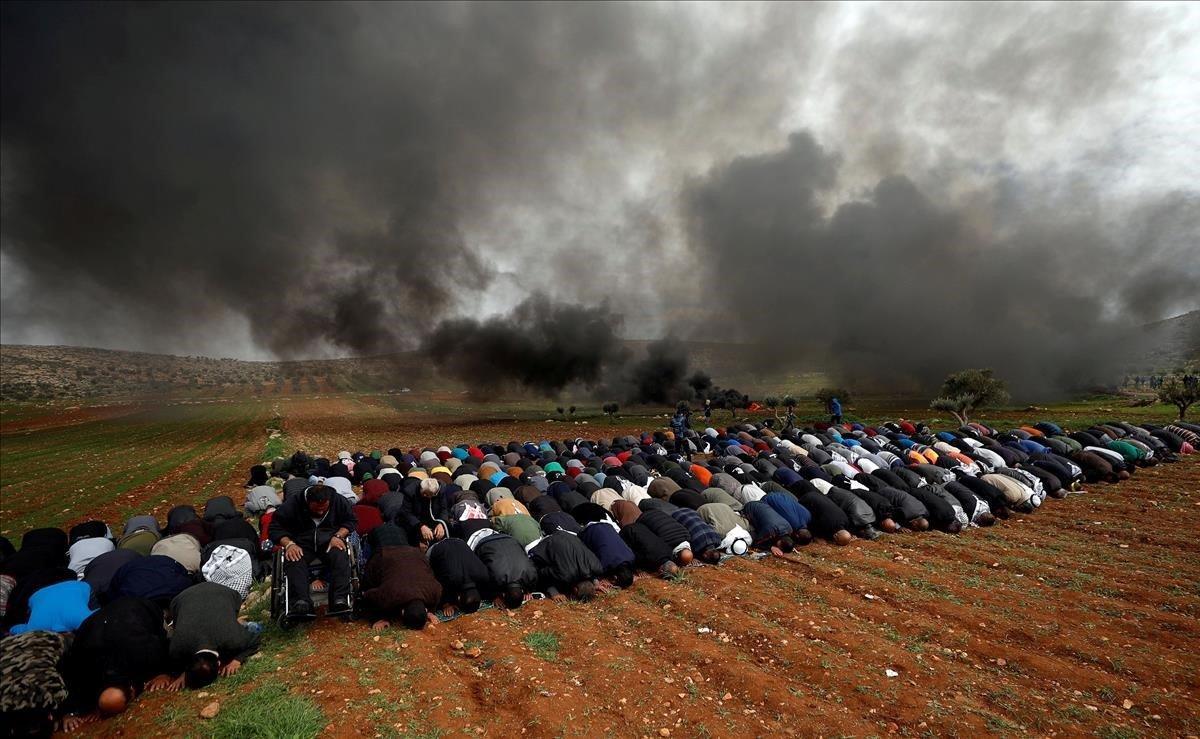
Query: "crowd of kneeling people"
1 415 1197 734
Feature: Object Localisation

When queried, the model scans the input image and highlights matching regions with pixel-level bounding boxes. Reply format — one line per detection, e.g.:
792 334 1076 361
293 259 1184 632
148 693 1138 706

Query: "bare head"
98 687 128 716
832 529 853 546
676 547 694 566
572 579 596 602
909 517 930 531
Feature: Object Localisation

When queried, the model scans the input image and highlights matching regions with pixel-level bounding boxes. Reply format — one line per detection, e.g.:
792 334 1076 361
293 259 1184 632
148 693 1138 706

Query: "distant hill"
1122 310 1200 372
4 312 1194 402
0 340 817 402
0 345 431 402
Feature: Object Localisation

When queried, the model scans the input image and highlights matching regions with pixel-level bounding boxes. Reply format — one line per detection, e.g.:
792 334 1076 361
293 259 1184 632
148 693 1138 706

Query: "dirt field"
2 393 1198 738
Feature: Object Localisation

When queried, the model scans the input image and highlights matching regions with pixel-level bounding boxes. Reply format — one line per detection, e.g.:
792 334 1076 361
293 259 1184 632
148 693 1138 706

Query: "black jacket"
268 492 357 550
472 533 538 591
400 492 450 532
527 532 603 595
427 538 491 598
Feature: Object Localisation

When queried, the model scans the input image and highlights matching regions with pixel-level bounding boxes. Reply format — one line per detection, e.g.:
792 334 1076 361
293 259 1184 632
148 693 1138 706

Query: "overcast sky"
2 1 1197 367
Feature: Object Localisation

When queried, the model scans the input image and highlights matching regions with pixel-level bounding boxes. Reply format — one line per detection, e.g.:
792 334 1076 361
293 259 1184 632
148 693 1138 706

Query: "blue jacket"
742 500 792 543
10 580 95 634
579 521 635 571
108 555 193 604
762 492 812 532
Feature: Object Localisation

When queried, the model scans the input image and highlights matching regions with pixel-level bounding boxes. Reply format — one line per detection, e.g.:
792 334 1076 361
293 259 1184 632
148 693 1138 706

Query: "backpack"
201 544 254 601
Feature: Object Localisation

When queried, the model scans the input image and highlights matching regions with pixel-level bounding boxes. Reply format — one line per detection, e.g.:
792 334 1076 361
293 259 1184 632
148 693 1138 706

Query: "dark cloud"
682 132 1199 397
2 2 1196 400
423 294 624 397
0 2 822 357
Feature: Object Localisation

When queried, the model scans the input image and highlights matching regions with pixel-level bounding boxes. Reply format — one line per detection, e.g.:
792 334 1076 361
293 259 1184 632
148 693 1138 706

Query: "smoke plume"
682 132 1199 396
423 294 623 397
2 2 1197 400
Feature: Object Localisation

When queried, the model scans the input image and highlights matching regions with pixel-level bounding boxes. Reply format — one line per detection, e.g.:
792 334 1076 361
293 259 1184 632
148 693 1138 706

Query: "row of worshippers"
3 416 1193 733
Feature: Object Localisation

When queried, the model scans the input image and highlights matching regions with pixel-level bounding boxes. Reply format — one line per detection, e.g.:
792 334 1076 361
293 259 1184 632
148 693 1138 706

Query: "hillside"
3 311 1196 402
0 345 432 402
1124 309 1200 372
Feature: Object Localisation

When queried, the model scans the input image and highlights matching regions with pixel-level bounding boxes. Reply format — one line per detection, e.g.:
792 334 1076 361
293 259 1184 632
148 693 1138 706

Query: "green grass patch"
263 415 288 461
523 631 561 661
205 683 325 739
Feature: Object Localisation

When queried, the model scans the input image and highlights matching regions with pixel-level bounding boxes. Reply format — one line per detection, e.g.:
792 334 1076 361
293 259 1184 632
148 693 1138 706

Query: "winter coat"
107 555 193 605
669 508 721 555
846 487 897 523
426 538 490 598
492 514 543 547
579 521 636 572
539 510 582 536
528 533 603 592
696 503 750 536
701 487 743 511
203 496 240 523
637 509 691 552
762 491 812 531
620 522 674 570
268 491 358 549
362 546 443 613
790 489 850 536
82 549 141 607
400 492 451 532
63 598 170 709
820 485 876 528
741 500 793 544
468 530 539 591
168 582 260 666
906 485 962 530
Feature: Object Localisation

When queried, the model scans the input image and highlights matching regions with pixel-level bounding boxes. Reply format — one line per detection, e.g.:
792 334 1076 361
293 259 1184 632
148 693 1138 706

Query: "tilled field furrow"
2 404 267 533
780 545 1200 678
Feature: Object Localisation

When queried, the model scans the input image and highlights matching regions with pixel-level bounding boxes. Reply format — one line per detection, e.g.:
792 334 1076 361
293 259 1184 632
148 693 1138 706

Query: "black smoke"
683 132 1200 397
2 2 1196 401
423 295 623 397
624 338 690 405
0 2 824 357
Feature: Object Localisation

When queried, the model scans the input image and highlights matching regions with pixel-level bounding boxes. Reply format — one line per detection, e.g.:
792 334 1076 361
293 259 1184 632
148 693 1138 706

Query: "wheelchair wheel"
269 548 288 627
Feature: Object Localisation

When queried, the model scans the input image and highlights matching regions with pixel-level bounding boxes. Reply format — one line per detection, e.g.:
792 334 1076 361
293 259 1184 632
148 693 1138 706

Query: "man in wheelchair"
268 484 358 618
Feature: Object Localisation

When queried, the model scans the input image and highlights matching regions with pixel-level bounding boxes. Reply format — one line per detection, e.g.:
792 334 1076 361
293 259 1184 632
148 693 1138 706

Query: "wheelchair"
269 532 363 628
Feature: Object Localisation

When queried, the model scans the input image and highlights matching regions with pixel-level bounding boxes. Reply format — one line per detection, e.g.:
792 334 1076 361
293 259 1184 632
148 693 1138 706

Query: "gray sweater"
168 582 259 665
